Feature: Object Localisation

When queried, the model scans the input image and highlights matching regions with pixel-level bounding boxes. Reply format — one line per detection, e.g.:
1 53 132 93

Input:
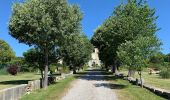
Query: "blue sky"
0 0 170 57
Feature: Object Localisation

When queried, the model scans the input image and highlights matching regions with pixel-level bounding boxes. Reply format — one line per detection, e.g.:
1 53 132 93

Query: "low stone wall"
0 72 73 100
143 84 170 99
120 75 170 99
0 84 27 100
28 80 41 90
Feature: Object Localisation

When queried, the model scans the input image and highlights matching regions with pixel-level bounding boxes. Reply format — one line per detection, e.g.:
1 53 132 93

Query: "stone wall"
0 84 27 100
118 74 170 99
0 73 73 100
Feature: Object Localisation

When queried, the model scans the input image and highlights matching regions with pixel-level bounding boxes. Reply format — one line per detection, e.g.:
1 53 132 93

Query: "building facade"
88 48 101 67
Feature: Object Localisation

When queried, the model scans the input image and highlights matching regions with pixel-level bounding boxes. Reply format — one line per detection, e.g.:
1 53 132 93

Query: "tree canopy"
60 33 93 74
9 0 82 88
91 0 160 73
0 39 15 66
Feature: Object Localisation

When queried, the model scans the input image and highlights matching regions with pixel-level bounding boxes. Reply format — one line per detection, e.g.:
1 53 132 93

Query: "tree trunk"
128 69 135 77
40 68 44 88
138 71 143 88
112 60 118 74
73 67 76 74
40 69 44 80
43 48 48 89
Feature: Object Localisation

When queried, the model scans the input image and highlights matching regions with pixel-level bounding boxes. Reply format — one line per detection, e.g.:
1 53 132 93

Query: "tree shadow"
86 69 105 72
0 80 31 85
75 71 88 75
74 70 120 82
94 83 127 89
74 69 127 90
35 73 61 76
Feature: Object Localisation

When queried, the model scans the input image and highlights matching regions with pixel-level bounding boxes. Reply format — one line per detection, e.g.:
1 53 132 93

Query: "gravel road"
61 70 118 100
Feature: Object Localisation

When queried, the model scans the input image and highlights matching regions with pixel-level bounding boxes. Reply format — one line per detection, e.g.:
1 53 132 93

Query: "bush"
7 65 18 75
49 64 57 74
159 70 170 79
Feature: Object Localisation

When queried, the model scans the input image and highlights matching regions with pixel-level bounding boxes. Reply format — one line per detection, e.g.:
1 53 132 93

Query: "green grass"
121 70 170 90
20 76 75 100
114 79 164 100
103 72 165 100
20 71 87 100
0 72 40 90
0 69 8 75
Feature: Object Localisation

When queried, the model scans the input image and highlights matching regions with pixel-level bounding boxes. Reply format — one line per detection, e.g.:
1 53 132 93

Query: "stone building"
88 48 101 67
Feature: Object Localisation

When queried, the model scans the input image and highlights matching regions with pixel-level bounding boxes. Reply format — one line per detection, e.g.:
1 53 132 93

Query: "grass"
20 76 75 100
114 79 164 100
121 70 170 90
0 69 8 75
0 72 40 90
20 71 88 100
102 72 165 100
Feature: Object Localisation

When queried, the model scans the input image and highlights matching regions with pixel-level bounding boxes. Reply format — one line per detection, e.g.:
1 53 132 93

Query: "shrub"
49 64 57 74
159 70 170 79
7 65 18 75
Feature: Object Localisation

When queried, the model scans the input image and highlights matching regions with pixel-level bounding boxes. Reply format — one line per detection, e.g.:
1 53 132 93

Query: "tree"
117 36 160 87
60 33 93 74
0 40 15 66
23 48 44 78
9 0 82 88
91 0 159 74
150 52 165 64
23 48 60 79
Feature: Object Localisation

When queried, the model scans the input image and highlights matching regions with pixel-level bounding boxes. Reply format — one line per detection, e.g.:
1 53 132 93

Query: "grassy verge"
0 72 40 90
121 70 170 90
115 79 164 100
20 71 88 100
103 72 165 100
20 76 75 100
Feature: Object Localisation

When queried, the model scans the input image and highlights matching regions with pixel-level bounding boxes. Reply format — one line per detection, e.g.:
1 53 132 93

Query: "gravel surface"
61 70 118 100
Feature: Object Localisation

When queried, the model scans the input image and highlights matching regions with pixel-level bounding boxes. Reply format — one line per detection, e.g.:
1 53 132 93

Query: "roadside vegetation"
114 79 164 100
102 71 164 100
0 0 169 99
20 76 75 100
0 73 40 90
121 69 170 90
20 71 88 100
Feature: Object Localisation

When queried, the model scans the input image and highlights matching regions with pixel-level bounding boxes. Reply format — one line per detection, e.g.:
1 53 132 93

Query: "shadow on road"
94 83 127 89
74 69 127 90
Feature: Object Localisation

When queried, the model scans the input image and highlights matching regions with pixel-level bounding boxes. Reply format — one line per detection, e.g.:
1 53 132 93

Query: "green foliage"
23 48 44 70
160 70 170 79
9 0 83 88
49 64 57 74
117 36 160 71
9 0 82 47
20 76 75 100
0 69 8 75
0 39 15 65
164 53 170 62
9 57 24 66
60 65 70 74
91 0 159 72
149 52 165 64
60 33 93 73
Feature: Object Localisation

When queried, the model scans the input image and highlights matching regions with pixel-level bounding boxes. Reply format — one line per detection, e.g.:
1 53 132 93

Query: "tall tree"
117 36 160 87
91 0 159 74
60 33 93 74
23 48 60 79
0 40 15 66
9 0 82 88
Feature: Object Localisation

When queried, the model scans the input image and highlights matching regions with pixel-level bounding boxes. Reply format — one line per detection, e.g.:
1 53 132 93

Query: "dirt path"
61 70 118 100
